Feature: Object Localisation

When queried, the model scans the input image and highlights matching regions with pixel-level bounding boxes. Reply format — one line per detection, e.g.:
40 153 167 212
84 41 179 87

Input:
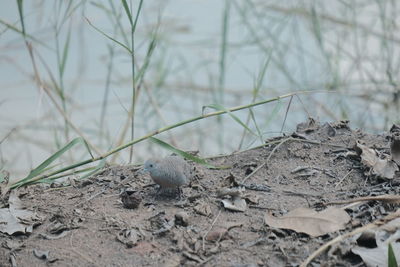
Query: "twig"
326 194 400 205
241 137 291 183
280 95 293 133
202 209 222 251
241 136 348 185
335 170 353 188
300 209 400 267
80 188 107 204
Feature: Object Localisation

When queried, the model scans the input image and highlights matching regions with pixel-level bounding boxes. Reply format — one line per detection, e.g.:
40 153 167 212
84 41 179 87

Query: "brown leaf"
221 196 247 212
352 243 400 267
0 191 40 235
264 207 350 237
356 142 398 179
352 224 400 267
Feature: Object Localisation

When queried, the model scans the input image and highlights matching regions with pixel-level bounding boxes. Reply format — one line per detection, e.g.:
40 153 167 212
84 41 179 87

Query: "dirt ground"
1 120 400 267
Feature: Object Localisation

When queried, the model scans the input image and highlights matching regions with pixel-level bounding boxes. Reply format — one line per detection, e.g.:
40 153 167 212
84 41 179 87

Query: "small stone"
120 188 142 209
175 211 190 226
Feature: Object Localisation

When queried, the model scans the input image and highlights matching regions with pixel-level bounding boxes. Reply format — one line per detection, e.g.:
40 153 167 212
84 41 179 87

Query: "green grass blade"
60 26 71 77
79 158 107 180
265 100 282 127
149 137 217 169
388 243 398 267
12 137 93 187
132 0 144 33
33 165 100 185
135 34 157 84
85 17 132 54
121 0 133 27
248 108 263 142
203 104 257 137
0 18 50 48
16 0 25 36
7 91 313 190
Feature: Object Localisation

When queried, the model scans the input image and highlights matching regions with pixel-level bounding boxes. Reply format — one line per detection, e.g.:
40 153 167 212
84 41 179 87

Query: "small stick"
241 137 291 184
335 170 353 188
326 194 400 205
202 210 222 251
300 209 400 267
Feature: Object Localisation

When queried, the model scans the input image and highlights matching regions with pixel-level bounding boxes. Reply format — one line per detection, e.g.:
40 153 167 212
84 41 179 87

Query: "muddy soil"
1 120 400 267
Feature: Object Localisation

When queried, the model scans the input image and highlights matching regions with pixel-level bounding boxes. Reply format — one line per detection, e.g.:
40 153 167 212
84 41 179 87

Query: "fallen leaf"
0 191 40 235
380 217 400 232
352 230 400 267
221 197 247 212
264 207 350 237
356 142 398 179
216 187 244 198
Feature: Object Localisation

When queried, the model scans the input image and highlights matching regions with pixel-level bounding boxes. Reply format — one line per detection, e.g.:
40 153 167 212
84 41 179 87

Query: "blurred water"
0 0 398 179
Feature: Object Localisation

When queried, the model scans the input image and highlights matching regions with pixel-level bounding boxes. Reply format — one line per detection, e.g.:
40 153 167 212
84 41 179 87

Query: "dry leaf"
216 187 244 198
352 229 400 267
264 207 350 237
0 191 40 235
356 142 398 179
221 196 247 212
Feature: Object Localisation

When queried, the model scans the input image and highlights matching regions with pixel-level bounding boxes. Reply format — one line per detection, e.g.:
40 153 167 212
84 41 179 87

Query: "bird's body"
144 156 191 189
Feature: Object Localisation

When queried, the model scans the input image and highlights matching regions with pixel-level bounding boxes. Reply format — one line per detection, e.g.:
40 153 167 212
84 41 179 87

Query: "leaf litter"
0 191 41 235
1 120 400 266
264 207 351 237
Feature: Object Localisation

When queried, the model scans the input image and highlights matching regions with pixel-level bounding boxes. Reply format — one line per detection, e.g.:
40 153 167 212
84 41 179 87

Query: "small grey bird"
144 156 191 196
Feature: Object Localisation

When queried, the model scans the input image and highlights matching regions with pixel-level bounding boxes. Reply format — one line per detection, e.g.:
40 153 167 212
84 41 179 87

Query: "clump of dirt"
1 120 400 266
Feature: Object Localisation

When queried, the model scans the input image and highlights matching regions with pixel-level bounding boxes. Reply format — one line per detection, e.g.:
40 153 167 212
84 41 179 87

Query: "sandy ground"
1 120 400 267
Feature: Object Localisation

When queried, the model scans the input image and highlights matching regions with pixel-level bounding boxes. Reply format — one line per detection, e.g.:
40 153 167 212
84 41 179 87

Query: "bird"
144 156 191 197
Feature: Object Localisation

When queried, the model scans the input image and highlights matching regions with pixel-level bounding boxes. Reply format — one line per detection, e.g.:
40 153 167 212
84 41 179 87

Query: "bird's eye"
149 164 153 167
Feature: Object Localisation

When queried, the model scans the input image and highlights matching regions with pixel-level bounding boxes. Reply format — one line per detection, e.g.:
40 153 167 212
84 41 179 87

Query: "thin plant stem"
9 90 321 188
128 0 144 163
